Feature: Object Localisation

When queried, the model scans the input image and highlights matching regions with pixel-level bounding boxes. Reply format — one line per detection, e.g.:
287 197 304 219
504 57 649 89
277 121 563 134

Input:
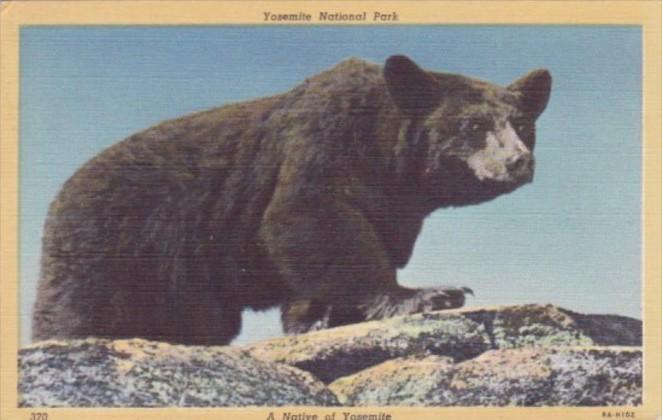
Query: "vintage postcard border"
1 1 660 419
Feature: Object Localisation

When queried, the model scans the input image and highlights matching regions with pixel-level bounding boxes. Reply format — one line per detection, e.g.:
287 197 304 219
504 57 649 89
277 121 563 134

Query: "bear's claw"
417 286 474 312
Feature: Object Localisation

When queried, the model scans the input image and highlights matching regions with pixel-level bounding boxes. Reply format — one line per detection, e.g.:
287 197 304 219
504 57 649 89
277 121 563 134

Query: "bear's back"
50 58 386 218
41 57 391 288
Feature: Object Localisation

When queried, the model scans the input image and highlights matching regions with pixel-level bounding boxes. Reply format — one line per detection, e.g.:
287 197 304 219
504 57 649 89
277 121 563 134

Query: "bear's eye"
511 118 536 148
461 117 492 134
511 119 533 136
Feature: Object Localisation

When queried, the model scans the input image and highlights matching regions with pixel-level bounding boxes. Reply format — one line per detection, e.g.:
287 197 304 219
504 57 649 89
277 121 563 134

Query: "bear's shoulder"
296 58 383 94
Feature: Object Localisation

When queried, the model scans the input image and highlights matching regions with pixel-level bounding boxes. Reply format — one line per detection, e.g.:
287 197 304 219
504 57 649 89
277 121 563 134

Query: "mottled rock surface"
329 347 642 406
19 304 641 407
245 304 641 383
19 338 338 407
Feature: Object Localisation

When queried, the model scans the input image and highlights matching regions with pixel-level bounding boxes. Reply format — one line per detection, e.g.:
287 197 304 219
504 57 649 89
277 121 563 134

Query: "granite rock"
19 338 338 407
19 304 641 407
329 347 642 406
245 304 641 383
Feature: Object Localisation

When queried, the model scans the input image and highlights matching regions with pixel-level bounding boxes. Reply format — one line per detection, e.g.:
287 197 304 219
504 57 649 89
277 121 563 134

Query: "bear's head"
384 55 552 208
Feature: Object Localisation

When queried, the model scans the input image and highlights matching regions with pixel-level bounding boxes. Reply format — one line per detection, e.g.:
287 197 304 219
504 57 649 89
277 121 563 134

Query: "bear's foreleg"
281 287 472 334
262 200 472 334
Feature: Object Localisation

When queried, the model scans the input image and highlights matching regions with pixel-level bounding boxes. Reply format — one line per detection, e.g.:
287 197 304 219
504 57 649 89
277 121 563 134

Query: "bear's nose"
506 153 533 174
505 153 534 183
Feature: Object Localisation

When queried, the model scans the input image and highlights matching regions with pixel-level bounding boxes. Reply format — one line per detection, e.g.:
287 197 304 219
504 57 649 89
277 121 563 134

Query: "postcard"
1 1 660 420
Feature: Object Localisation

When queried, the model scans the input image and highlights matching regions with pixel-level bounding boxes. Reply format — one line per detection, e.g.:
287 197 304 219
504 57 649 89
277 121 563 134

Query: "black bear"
32 55 551 345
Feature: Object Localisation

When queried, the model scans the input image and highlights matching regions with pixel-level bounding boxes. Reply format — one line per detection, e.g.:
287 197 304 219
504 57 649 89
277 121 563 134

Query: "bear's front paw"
416 286 474 312
361 286 474 320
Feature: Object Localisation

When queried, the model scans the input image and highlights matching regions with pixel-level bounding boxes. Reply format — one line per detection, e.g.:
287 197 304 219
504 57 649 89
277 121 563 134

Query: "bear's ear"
384 55 441 115
508 69 552 119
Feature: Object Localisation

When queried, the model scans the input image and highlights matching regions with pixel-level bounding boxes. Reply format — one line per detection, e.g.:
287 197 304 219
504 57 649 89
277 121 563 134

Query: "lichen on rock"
19 304 642 407
19 338 338 407
329 347 642 406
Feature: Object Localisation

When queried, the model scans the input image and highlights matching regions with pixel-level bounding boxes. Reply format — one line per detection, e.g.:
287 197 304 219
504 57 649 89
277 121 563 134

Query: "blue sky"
19 26 642 345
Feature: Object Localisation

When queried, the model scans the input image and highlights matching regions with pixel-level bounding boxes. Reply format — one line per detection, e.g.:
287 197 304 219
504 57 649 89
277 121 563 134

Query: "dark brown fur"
32 56 551 344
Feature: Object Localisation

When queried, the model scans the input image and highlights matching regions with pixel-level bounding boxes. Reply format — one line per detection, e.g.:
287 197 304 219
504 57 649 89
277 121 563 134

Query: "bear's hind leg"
169 300 242 345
